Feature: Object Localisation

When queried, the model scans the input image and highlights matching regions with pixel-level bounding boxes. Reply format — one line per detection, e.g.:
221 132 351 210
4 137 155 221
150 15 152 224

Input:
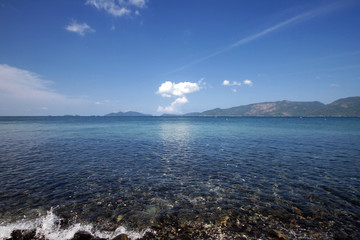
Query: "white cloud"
86 0 147 17
222 79 253 91
86 0 130 17
173 96 188 105
157 79 203 113
243 79 253 86
65 20 95 36
222 80 230 86
222 80 242 86
157 97 188 113
223 80 241 86
0 64 56 99
0 64 90 115
157 81 200 98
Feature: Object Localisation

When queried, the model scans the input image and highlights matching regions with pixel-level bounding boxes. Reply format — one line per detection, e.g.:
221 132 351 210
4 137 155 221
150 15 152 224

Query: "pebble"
116 215 123 222
269 229 288 240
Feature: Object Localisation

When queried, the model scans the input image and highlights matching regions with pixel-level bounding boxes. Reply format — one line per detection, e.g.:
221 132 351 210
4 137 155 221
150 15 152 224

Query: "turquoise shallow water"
0 116 359 239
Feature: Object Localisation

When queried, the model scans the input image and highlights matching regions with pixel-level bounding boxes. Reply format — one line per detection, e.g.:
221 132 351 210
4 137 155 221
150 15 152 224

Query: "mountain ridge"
185 97 360 117
103 97 360 117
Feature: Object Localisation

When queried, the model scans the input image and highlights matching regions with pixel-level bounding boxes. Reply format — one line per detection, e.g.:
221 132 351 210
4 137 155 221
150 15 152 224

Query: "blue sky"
0 0 359 116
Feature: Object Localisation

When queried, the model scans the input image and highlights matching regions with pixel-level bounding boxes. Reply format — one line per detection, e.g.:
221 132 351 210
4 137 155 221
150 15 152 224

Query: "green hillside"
310 97 360 117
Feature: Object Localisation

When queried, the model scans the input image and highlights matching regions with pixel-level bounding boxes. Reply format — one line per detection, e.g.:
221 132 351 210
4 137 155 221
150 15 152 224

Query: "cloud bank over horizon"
0 64 93 115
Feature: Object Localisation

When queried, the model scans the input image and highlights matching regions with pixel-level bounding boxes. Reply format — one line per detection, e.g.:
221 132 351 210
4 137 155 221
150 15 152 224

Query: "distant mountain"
186 97 360 117
104 111 152 117
310 97 360 117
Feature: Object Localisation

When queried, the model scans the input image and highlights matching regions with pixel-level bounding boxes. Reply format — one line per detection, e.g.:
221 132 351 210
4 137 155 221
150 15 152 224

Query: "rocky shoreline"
3 228 290 240
4 215 356 240
2 204 358 240
5 230 137 240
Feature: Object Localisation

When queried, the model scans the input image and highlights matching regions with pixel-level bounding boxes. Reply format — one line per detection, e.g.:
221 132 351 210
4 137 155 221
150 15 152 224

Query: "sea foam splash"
0 208 149 240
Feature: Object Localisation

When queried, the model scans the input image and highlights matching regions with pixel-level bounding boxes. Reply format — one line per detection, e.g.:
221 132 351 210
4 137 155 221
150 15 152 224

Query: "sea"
0 116 359 240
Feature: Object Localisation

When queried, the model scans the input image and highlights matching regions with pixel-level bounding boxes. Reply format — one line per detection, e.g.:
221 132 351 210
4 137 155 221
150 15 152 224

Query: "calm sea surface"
0 117 359 239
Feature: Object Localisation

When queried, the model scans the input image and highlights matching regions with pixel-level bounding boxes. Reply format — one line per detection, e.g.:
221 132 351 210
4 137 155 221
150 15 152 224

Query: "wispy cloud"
157 79 203 113
165 1 350 74
86 0 147 17
0 64 89 115
65 20 95 36
128 0 147 8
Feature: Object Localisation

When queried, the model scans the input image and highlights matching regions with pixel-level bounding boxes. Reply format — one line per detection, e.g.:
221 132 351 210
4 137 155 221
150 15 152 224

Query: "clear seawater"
0 116 359 239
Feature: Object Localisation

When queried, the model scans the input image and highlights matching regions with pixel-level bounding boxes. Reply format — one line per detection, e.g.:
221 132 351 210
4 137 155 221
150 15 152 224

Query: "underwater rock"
10 229 36 240
72 231 93 240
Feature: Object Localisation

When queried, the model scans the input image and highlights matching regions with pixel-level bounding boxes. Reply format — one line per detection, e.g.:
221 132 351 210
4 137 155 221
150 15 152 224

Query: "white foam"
0 208 149 240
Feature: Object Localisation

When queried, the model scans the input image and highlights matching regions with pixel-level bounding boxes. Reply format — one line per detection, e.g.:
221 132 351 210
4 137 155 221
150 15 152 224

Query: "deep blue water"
0 117 359 239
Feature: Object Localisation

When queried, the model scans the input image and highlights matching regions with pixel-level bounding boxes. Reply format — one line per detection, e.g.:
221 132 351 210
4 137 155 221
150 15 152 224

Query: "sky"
0 0 360 116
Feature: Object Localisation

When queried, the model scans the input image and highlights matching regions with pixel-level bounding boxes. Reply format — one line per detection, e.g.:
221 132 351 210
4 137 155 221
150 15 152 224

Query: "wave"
0 208 149 240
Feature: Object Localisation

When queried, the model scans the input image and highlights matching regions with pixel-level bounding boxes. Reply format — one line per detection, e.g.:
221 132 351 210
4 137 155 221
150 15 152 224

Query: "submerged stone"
72 231 93 240
10 229 36 240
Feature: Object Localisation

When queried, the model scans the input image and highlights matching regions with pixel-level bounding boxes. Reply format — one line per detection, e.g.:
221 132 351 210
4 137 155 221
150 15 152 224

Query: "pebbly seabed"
1 116 359 239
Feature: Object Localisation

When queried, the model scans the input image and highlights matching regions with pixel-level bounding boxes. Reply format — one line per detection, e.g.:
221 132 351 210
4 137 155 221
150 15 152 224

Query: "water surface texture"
0 117 359 239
